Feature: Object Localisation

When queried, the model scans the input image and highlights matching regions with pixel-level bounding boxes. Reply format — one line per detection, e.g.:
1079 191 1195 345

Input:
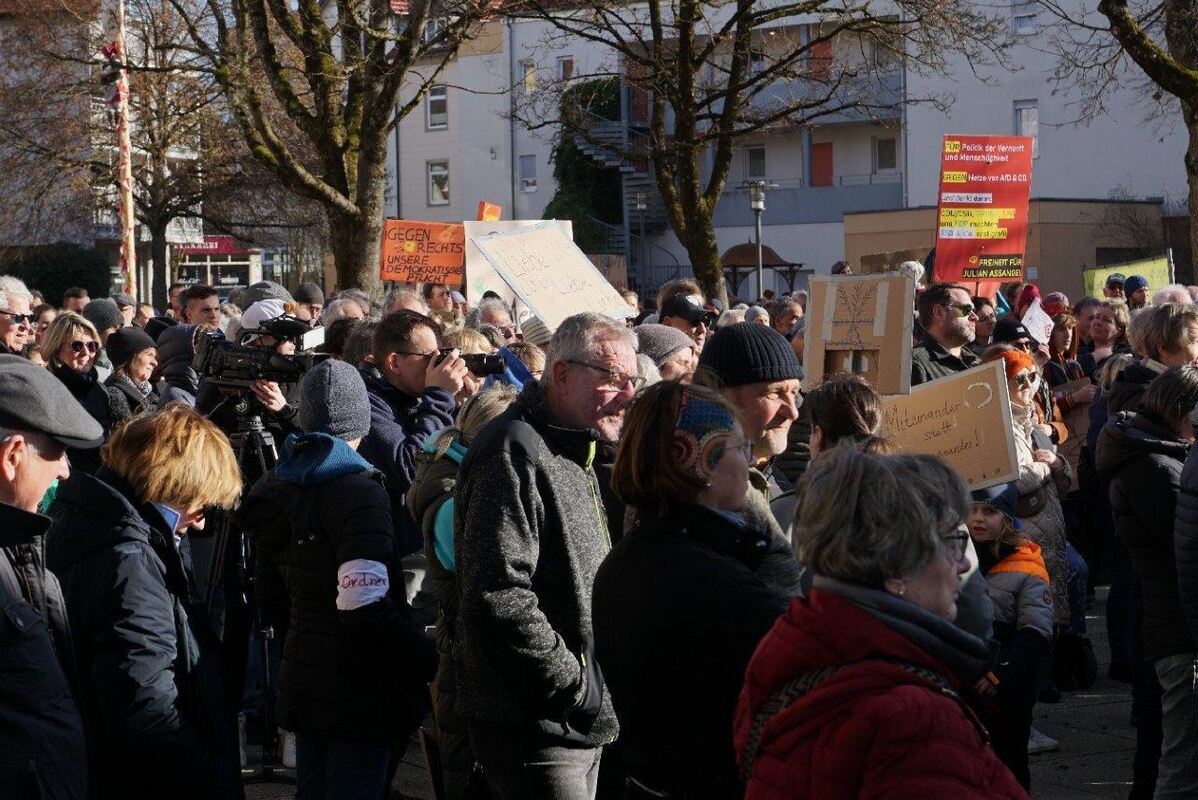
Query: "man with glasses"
0 275 34 357
968 296 998 357
359 310 465 557
912 282 981 386
476 297 520 344
292 282 324 327
453 313 635 799
0 355 105 799
659 293 717 350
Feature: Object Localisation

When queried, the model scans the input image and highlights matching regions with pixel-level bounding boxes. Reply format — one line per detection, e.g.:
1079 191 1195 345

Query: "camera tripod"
206 400 292 784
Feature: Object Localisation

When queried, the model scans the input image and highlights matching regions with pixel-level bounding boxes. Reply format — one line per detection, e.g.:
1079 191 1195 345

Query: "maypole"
101 0 137 298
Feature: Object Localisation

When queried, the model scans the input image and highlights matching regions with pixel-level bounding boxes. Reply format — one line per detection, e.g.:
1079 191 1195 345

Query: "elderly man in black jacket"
0 355 98 800
454 312 635 799
239 359 436 798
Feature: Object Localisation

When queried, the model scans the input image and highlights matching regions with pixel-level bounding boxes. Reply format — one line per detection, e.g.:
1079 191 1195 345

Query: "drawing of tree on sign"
831 284 878 350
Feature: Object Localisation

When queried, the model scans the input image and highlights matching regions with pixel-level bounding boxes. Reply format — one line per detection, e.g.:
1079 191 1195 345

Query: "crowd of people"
1 265 1197 800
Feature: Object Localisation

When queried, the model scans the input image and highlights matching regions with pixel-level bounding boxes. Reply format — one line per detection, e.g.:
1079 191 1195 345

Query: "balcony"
713 173 903 227
743 69 902 127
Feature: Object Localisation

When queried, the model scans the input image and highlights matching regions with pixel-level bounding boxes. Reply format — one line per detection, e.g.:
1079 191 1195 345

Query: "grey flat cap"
243 281 294 307
0 355 104 448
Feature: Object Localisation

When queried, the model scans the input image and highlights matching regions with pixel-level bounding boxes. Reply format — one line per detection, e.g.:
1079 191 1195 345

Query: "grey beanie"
634 323 696 366
82 297 125 331
298 359 371 441
243 280 294 307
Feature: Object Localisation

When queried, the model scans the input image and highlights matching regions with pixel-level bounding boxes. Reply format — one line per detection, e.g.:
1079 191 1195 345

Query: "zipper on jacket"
584 441 611 550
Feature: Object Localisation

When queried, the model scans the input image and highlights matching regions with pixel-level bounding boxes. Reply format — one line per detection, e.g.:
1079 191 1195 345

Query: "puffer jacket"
452 380 618 747
977 540 1053 704
734 577 1027 799
1010 401 1070 626
238 432 436 742
46 468 238 799
1096 410 1192 662
1106 358 1167 416
154 323 200 406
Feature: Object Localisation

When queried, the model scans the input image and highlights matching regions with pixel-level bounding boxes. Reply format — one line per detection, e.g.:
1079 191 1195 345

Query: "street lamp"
745 180 777 300
634 190 647 274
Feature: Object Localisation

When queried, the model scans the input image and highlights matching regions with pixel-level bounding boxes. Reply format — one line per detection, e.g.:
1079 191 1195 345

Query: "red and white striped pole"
103 0 137 298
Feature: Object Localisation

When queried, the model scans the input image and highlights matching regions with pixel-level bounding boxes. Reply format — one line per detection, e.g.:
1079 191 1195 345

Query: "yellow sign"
1082 256 1171 298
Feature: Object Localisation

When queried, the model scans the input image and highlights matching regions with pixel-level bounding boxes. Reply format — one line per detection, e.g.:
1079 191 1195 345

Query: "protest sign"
934 135 1033 284
464 219 574 304
803 274 914 395
1022 297 1055 345
476 201 502 222
880 360 1018 489
1082 256 1171 298
379 219 465 284
469 220 635 330
1056 377 1092 493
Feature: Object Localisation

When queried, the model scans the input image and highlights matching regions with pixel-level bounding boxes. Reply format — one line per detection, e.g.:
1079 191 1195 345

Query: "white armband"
335 559 390 611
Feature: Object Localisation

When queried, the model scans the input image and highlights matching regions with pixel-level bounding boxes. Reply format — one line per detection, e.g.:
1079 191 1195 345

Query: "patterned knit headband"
673 388 736 481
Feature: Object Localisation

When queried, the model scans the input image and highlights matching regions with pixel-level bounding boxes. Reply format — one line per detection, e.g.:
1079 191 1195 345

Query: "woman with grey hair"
735 445 1026 798
319 296 367 327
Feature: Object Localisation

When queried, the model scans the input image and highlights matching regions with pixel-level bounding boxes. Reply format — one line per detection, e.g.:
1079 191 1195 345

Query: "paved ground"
246 587 1137 800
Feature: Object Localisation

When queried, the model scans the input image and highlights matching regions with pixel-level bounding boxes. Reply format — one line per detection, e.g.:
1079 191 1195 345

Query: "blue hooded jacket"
275 432 375 486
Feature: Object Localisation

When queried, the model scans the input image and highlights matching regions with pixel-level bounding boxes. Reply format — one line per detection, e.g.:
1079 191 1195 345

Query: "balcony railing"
713 178 903 226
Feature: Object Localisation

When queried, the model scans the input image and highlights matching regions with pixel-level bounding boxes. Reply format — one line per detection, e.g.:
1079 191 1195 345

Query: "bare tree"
513 0 1009 303
1039 0 1197 274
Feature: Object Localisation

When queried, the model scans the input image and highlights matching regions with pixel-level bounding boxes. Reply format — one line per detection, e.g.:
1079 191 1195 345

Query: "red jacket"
734 588 1028 800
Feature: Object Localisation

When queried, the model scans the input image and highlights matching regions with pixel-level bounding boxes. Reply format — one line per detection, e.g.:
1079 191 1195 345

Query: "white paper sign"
1022 297 1055 345
463 219 573 305
469 221 634 330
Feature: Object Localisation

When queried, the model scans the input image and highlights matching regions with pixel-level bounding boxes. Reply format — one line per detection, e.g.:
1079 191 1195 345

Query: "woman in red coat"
734 445 1028 799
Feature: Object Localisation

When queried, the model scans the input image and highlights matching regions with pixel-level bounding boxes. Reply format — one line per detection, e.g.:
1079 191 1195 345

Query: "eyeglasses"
942 303 976 319
1013 371 1039 388
1013 339 1034 352
566 360 645 391
70 340 99 354
941 530 970 561
0 309 32 325
396 348 439 360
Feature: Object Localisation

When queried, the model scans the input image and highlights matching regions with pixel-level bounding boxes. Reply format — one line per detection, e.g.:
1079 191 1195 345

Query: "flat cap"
0 355 104 448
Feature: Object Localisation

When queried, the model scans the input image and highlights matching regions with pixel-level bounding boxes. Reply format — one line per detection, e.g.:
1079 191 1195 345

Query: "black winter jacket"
49 363 111 474
0 503 87 800
46 469 239 799
1175 445 1198 652
1096 411 1193 662
1106 359 1167 417
238 433 436 742
452 380 618 747
593 503 786 798
155 323 199 406
104 372 159 423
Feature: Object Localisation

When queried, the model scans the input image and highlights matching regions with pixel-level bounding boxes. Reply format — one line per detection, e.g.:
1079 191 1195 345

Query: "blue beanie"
1124 275 1149 296
298 359 371 441
698 323 801 387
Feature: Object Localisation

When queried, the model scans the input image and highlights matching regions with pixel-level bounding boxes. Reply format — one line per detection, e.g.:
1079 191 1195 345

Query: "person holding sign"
911 283 981 386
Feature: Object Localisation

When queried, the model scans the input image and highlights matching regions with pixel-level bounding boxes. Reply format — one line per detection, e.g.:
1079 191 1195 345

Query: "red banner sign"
379 219 465 284
934 135 1033 283
476 201 502 222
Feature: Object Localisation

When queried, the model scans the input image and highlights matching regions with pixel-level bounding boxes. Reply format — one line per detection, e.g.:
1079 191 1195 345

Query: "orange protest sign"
476 201 502 222
379 219 465 284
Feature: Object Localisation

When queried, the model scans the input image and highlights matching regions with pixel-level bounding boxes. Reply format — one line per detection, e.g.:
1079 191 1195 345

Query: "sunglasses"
1013 371 1039 388
942 302 975 318
70 340 99 354
0 309 32 324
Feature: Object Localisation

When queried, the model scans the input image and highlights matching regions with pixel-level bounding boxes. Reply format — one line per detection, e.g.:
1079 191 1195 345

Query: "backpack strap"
739 656 959 783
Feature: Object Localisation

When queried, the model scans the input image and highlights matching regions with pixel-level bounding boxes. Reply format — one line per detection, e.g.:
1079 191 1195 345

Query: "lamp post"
748 181 767 300
634 191 647 275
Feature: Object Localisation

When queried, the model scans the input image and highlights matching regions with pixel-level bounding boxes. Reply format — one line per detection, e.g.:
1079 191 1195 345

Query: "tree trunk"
150 220 170 311
327 208 382 296
1185 107 1198 285
679 220 727 307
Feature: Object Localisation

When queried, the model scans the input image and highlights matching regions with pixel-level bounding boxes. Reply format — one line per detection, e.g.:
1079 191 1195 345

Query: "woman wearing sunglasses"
40 311 112 473
984 346 1072 635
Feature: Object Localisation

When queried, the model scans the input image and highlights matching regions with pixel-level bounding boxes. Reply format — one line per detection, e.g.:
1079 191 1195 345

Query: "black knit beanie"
698 323 801 387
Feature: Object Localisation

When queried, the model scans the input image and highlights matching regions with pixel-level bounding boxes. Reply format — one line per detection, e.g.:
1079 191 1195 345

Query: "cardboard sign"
803 274 914 395
1082 256 1171 298
476 201 503 222
934 135 1034 283
880 360 1018 489
464 219 574 304
379 220 465 284
1056 377 1092 493
469 221 635 330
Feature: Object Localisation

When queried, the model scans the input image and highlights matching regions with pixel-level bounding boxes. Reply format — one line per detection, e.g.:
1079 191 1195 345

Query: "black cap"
293 282 324 305
1106 273 1126 287
993 317 1037 345
0 355 104 448
660 294 716 325
698 323 802 387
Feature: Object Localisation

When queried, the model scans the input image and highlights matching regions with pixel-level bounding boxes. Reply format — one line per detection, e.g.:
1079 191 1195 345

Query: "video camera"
194 314 328 390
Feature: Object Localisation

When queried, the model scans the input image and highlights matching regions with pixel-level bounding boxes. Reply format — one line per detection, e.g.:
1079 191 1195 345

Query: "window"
1011 0 1038 34
519 155 537 192
1014 99 1039 158
426 85 447 129
749 50 767 77
427 160 449 205
522 60 537 92
747 146 767 180
422 16 446 44
557 56 574 81
873 137 897 172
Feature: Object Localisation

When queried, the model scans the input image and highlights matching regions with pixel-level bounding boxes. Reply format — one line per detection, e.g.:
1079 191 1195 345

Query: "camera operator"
195 299 302 441
359 310 466 558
